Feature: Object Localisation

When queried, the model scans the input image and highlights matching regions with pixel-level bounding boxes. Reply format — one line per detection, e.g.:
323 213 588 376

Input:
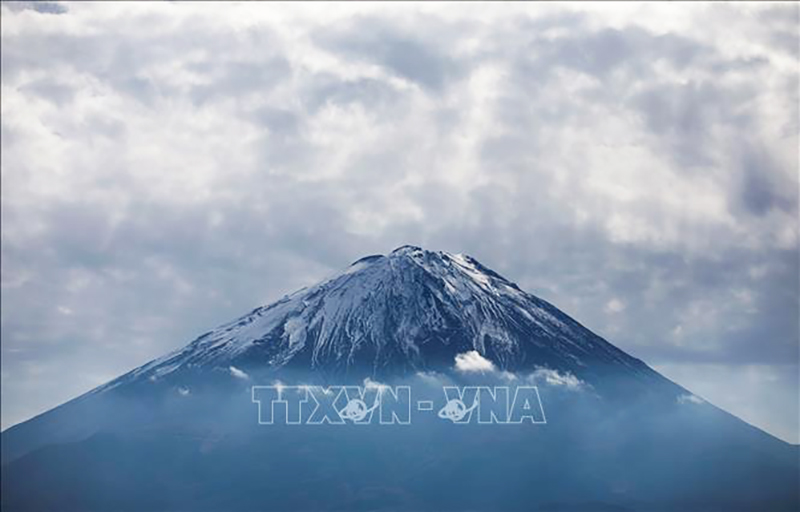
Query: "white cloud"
530 368 585 391
498 371 517 381
229 366 249 380
657 363 798 444
677 393 705 405
363 377 387 391
454 350 496 373
605 298 626 314
415 371 444 385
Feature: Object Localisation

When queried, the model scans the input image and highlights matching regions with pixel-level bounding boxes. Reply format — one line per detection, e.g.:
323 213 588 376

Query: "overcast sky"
1 2 798 443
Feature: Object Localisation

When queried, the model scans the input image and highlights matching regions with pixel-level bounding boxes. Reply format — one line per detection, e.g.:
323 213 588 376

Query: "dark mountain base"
2 372 798 512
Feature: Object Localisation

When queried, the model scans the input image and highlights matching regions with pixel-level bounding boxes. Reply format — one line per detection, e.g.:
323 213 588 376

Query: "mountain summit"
116 245 649 386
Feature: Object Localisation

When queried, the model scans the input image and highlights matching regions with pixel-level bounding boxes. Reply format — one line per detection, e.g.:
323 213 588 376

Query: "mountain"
102 245 654 387
2 246 798 511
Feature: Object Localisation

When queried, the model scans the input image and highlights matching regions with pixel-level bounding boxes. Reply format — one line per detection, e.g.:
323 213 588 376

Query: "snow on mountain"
101 246 652 391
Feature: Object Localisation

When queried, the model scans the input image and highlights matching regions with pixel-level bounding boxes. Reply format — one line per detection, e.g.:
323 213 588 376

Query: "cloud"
415 371 445 386
530 368 585 391
229 366 249 380
454 351 496 373
658 363 798 443
605 299 626 314
0 2 796 443
363 377 387 391
4 2 68 15
677 393 705 405
314 17 466 92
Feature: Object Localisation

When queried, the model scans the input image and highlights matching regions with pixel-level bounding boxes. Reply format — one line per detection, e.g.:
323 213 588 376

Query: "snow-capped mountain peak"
110 246 649 389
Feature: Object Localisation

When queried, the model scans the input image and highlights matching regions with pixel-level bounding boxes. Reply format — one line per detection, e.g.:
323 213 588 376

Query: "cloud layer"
1 3 797 442
454 351 496 373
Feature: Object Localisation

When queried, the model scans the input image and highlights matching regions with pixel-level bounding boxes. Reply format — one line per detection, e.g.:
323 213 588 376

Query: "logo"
251 385 546 425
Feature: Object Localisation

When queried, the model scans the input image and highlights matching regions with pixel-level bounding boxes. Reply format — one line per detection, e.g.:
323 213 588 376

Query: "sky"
1 2 798 443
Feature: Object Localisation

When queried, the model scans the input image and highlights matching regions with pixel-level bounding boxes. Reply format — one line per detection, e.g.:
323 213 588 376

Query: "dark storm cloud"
1 3 797 442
